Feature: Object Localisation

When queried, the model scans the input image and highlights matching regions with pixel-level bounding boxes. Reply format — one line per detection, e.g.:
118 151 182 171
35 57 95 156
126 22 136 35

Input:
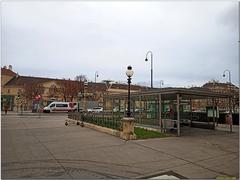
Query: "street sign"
35 95 41 101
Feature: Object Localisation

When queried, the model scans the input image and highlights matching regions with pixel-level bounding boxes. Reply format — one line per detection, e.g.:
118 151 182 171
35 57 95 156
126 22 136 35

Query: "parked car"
43 102 77 113
113 107 125 112
88 107 103 113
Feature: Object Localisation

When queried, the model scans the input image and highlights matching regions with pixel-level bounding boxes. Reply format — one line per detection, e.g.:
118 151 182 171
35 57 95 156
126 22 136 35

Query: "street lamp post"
126 66 134 117
95 71 99 83
83 81 88 112
160 80 164 88
223 69 231 84
145 51 153 88
223 69 233 131
223 69 232 104
120 65 136 140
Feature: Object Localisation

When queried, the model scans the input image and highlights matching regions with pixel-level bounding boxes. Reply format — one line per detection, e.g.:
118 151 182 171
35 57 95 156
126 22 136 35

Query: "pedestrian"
20 104 23 115
225 114 232 125
4 105 8 115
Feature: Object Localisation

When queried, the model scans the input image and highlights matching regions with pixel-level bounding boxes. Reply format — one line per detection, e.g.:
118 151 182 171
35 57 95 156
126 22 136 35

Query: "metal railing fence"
68 112 122 130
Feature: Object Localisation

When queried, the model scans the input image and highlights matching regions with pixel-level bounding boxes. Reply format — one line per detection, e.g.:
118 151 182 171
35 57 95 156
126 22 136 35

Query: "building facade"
1 66 146 111
191 81 239 113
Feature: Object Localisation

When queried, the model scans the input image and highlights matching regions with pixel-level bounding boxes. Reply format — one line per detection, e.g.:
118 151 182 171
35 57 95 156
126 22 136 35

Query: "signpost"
35 95 41 118
16 94 20 113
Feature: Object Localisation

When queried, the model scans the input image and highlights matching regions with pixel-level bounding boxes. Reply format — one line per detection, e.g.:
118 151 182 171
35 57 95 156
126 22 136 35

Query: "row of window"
50 104 68 108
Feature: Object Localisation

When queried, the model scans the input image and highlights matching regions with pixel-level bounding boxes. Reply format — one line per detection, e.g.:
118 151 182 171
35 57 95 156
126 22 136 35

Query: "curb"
65 118 120 137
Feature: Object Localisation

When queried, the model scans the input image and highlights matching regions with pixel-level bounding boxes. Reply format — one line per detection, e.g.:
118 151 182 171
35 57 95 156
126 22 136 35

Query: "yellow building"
1 66 146 111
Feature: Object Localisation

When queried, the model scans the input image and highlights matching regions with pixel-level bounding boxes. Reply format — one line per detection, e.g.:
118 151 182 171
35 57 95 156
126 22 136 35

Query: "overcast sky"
1 1 239 87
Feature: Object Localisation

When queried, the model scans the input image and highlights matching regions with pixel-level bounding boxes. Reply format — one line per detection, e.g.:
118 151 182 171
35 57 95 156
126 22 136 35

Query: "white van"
43 102 77 113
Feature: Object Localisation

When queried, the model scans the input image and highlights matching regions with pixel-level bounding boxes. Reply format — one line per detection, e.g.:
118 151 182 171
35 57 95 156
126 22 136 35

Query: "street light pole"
83 82 88 112
145 51 153 88
126 66 134 117
223 69 232 98
95 71 99 83
120 66 136 141
160 80 164 88
223 69 233 128
223 69 231 84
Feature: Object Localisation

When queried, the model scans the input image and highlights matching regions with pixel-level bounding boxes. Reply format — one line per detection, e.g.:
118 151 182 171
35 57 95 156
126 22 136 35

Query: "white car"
43 102 77 113
88 107 103 113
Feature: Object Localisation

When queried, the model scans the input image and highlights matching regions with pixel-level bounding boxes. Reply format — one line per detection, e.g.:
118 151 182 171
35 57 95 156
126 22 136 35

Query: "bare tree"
48 84 59 99
57 79 83 102
23 83 44 100
75 75 87 82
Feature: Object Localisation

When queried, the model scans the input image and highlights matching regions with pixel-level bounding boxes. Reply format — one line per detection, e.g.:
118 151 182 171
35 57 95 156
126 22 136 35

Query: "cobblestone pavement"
1 113 239 179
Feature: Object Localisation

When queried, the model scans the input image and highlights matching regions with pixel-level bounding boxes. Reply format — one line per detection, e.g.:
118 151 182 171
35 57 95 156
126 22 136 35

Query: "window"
50 104 55 108
56 104 68 107
7 89 10 93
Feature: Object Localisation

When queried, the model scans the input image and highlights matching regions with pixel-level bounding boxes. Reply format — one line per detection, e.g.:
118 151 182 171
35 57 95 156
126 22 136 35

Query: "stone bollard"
120 117 136 140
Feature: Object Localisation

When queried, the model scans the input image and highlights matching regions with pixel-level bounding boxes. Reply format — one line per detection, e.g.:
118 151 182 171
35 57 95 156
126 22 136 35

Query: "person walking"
4 104 8 115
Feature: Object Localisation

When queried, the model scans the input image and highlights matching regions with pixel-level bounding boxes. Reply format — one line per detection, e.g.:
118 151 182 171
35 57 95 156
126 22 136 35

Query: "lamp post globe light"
126 65 134 117
145 51 153 88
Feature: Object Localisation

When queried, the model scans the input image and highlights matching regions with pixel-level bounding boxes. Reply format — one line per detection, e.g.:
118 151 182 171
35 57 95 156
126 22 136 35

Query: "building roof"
4 75 148 92
104 87 233 100
4 76 63 87
203 82 239 89
1 68 17 77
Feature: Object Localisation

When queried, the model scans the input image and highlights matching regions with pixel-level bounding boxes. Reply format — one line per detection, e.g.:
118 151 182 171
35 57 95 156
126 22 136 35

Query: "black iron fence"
68 111 239 131
68 112 122 130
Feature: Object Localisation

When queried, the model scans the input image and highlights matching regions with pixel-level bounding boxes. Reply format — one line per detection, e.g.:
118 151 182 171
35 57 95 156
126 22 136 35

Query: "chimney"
8 65 12 71
3 66 7 69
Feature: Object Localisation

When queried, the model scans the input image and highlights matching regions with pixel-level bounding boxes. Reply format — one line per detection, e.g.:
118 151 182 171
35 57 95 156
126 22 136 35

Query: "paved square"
1 113 239 179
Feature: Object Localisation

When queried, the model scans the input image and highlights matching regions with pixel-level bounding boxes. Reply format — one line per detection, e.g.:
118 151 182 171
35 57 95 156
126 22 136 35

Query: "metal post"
212 98 215 130
118 99 120 117
112 98 114 119
38 100 41 119
145 51 153 88
229 97 233 132
139 95 142 124
20 103 23 115
159 80 164 88
190 98 192 127
83 82 88 112
177 94 180 136
127 76 131 117
151 53 153 89
159 94 162 131
95 71 99 83
17 100 19 113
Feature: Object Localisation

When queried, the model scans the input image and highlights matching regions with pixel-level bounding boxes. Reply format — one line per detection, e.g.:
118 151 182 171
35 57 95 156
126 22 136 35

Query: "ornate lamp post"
145 51 153 88
126 66 134 117
120 65 136 140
